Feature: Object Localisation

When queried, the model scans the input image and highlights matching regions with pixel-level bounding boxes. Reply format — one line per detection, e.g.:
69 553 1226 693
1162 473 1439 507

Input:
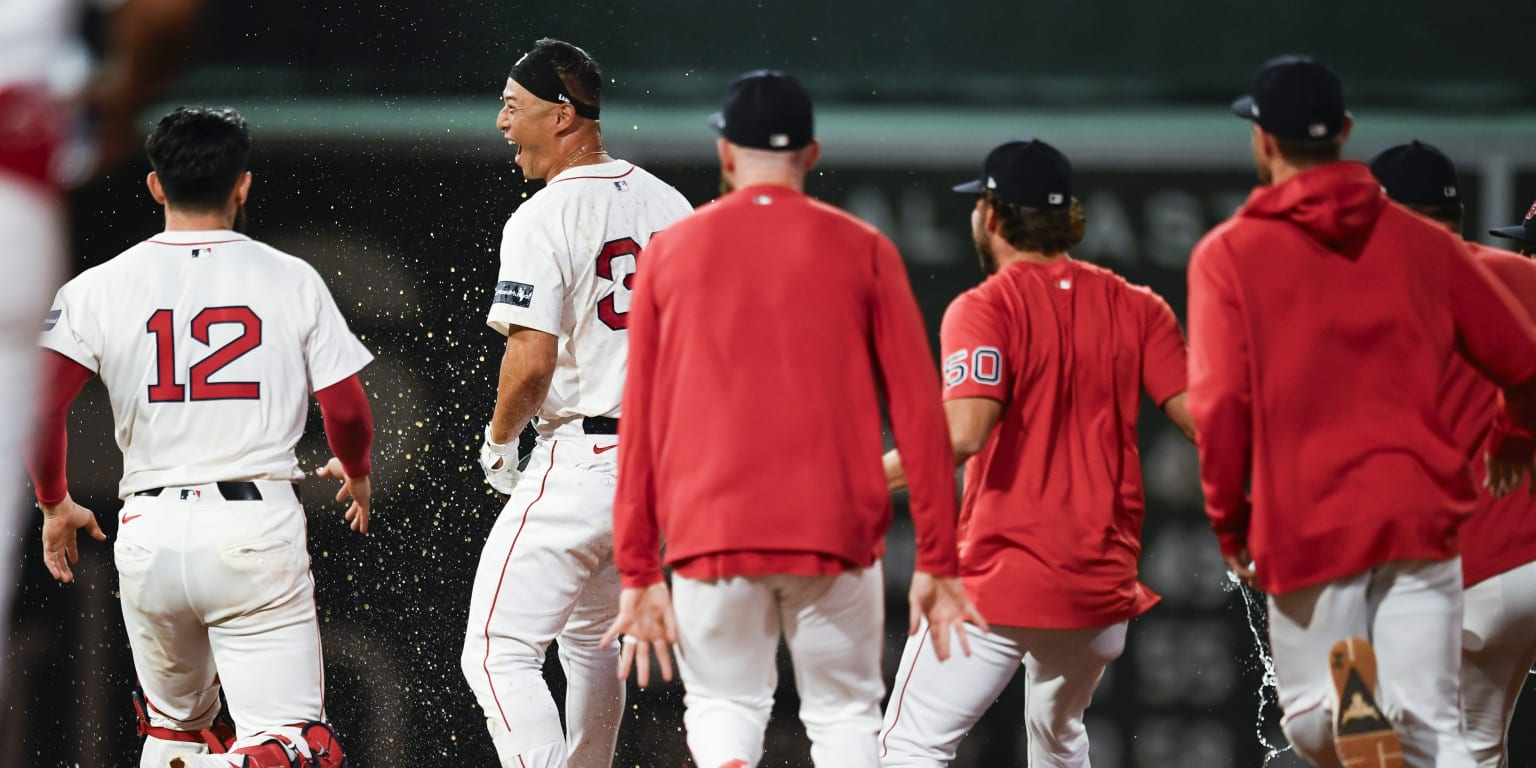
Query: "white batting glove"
479 426 522 495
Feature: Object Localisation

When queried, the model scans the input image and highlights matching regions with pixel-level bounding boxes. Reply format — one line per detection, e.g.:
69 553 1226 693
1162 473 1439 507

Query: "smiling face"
497 77 560 179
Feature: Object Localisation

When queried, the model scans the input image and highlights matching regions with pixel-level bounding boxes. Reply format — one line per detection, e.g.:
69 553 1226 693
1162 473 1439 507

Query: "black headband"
509 51 600 120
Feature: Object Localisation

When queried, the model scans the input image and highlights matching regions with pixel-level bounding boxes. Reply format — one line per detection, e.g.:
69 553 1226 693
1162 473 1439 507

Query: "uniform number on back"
943 347 1003 388
595 233 661 331
146 307 263 402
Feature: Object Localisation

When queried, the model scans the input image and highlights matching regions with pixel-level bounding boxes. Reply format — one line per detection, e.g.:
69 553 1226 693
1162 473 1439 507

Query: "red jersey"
1443 243 1536 587
613 185 959 589
1187 163 1536 595
940 259 1186 629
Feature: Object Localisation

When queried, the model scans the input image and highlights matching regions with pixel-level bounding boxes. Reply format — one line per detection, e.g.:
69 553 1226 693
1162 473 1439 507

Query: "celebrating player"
875 139 1195 767
1489 198 1536 256
1188 56 1536 768
1370 141 1536 768
604 70 982 768
0 0 201 699
28 106 374 768
458 38 693 768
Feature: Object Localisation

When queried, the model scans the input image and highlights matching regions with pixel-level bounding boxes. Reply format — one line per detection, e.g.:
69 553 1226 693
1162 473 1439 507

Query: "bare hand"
908 572 988 662
316 457 371 534
1224 549 1258 590
1484 452 1534 498
40 494 106 584
600 582 679 688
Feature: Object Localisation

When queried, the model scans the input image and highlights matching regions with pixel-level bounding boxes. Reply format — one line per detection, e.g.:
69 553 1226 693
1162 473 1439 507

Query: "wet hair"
1404 203 1464 234
984 192 1087 253
516 38 602 113
144 107 250 211
1275 136 1344 168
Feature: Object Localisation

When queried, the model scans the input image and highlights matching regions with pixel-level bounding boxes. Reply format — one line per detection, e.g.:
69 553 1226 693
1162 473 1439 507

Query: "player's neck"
729 172 804 193
542 131 610 180
162 207 235 232
995 247 1067 268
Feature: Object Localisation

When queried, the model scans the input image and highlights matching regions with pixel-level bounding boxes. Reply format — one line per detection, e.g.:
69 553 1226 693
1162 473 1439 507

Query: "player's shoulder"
1071 259 1166 303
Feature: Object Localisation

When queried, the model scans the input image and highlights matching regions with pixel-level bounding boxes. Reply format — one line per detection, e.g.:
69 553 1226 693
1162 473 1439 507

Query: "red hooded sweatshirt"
1187 162 1536 595
1441 243 1536 587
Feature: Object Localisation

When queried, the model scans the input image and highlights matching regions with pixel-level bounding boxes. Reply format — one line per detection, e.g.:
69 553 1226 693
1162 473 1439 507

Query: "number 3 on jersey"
146 307 263 402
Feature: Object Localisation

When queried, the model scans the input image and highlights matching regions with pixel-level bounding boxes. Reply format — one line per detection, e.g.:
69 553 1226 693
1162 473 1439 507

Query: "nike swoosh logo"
121 513 142 524
593 444 618 455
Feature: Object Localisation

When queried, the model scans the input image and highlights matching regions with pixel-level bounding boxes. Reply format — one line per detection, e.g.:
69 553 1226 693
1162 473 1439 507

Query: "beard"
973 230 998 276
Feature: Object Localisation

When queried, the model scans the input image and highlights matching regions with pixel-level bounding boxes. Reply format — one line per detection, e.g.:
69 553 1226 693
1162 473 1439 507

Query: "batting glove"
479 426 522 495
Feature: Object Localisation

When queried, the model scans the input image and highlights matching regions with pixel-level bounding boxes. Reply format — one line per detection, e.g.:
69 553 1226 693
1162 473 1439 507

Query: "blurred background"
7 1 1536 766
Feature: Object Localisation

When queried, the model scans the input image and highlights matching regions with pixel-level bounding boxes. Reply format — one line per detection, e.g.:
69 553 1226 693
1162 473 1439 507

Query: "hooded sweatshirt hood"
1240 162 1386 251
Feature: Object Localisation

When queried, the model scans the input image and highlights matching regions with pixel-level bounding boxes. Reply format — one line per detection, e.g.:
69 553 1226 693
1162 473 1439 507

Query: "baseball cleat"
1329 637 1403 768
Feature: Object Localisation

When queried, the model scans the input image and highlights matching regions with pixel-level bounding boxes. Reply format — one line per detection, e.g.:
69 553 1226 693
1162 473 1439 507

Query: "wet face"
497 78 557 180
972 198 998 275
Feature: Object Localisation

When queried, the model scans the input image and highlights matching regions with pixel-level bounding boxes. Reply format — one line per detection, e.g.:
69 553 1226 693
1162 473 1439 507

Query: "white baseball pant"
460 436 624 768
0 175 62 701
1267 557 1477 768
878 619 1126 767
113 481 326 768
1461 558 1536 767
672 563 886 768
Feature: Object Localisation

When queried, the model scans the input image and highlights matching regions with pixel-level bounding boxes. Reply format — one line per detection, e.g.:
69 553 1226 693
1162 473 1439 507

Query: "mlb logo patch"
614 180 629 192
494 281 535 308
179 489 202 501
191 246 212 258
42 309 60 332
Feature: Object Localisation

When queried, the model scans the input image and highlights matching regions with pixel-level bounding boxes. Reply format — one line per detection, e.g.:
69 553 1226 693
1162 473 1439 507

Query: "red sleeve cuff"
620 569 664 590
1213 526 1249 559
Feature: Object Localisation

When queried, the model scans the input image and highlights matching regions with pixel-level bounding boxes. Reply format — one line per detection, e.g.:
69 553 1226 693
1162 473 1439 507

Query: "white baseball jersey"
487 159 692 437
0 0 117 94
41 230 373 497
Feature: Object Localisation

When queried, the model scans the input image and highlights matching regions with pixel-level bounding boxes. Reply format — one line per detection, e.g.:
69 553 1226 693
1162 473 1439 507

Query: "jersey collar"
145 230 252 245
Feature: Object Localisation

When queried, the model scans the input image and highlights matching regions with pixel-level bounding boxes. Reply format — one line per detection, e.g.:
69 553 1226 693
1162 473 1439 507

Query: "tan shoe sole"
1330 637 1403 768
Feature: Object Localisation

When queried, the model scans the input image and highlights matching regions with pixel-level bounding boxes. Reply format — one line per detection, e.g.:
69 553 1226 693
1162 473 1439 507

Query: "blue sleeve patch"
42 309 60 332
494 281 534 308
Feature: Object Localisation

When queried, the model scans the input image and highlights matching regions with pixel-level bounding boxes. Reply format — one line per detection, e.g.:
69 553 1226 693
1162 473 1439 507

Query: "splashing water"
1225 570 1293 766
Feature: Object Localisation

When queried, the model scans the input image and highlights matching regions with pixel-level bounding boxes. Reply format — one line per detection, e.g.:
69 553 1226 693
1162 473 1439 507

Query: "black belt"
582 416 619 435
133 481 285 501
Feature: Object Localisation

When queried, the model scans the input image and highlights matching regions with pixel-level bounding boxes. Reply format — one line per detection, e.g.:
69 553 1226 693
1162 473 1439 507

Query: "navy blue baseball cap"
708 70 814 151
1491 199 1536 246
1231 55 1347 141
953 139 1073 209
1369 141 1461 207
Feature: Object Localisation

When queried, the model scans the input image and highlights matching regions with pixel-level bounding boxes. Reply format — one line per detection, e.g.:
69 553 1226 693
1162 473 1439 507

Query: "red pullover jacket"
1187 162 1536 595
614 185 959 589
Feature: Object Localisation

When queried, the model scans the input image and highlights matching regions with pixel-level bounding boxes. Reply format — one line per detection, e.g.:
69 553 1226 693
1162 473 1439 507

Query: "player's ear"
1338 113 1354 143
146 172 167 205
981 198 1001 234
716 139 734 174
800 140 821 173
233 172 253 206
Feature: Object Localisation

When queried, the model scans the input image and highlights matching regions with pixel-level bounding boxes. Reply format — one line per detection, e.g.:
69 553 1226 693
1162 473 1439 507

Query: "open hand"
908 572 988 661
600 582 679 688
316 457 371 534
40 494 105 583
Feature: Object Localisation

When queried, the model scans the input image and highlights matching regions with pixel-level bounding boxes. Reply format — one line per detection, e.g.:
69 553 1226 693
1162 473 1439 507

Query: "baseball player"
0 0 200 699
876 139 1195 767
604 70 982 768
458 38 693 768
1489 199 1536 256
1370 141 1536 768
1188 56 1536 768
26 106 374 768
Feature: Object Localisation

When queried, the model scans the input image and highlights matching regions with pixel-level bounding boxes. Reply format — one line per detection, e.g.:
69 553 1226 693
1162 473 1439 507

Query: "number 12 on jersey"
146 307 264 402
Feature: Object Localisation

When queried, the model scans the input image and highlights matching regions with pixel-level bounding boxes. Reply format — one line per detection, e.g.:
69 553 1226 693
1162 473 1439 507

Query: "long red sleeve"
315 375 373 478
613 254 664 589
1446 244 1536 461
869 237 960 576
1186 236 1253 558
28 351 95 505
